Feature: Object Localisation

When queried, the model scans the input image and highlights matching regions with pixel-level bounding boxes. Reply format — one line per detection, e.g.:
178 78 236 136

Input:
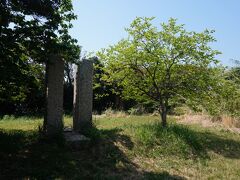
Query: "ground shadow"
167 124 240 159
0 128 186 179
0 125 239 179
197 130 240 159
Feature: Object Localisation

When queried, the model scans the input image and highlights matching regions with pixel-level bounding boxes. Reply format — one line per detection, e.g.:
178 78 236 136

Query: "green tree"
0 0 80 115
98 17 221 126
219 62 240 117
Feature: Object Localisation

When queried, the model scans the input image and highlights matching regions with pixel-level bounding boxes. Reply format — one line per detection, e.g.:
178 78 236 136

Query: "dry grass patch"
178 113 240 134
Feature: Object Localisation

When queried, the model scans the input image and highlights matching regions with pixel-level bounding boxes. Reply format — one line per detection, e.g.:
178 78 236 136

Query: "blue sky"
69 0 240 66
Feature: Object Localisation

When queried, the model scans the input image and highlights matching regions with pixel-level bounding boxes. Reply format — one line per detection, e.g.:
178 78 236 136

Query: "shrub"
171 106 192 116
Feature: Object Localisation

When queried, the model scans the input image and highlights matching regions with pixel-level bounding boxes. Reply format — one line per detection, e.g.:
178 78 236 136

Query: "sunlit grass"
0 116 42 131
0 115 163 131
0 115 240 179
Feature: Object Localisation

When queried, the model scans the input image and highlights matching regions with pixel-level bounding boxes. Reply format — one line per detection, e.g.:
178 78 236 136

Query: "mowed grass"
0 115 240 179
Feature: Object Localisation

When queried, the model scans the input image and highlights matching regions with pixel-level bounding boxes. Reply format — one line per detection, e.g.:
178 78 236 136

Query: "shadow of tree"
197 131 240 159
160 124 240 159
0 128 186 179
0 125 240 179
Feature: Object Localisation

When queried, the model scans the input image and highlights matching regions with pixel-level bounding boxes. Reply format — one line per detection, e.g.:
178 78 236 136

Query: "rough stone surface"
64 131 90 142
64 129 91 149
73 59 93 133
45 55 64 136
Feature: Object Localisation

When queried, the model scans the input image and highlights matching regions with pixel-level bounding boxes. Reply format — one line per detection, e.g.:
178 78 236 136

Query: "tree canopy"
0 0 80 114
98 17 221 126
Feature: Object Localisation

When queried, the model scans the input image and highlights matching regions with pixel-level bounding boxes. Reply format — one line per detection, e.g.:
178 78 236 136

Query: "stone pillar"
45 54 64 136
73 59 93 133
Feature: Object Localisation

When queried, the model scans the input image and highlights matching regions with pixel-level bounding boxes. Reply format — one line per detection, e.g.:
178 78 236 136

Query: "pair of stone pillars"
44 55 93 136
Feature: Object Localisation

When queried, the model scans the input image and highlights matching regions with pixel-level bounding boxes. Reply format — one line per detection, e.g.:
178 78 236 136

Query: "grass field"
0 115 240 179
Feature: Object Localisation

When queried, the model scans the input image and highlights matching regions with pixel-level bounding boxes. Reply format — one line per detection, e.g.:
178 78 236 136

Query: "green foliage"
0 61 45 114
1 115 15 121
128 107 145 115
1 0 80 63
91 57 118 112
0 0 80 115
98 17 221 125
91 57 136 113
127 103 155 115
196 64 240 118
224 64 240 117
171 105 191 116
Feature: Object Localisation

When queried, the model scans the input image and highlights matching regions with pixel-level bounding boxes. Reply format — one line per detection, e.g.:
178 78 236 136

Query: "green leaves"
98 17 222 123
0 0 80 114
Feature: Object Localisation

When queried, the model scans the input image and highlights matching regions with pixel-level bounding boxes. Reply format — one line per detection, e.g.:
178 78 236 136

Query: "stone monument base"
64 127 90 149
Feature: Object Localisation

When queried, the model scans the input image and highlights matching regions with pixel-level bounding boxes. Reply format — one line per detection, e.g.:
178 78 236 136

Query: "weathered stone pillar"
73 59 93 133
45 54 64 136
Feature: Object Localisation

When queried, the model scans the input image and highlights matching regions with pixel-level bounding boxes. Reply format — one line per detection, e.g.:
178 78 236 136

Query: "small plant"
128 106 146 115
2 115 15 121
81 125 103 143
103 108 128 118
103 108 115 116
171 106 192 116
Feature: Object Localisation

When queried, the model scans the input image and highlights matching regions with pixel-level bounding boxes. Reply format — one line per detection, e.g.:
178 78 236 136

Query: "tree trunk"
159 103 168 127
161 110 167 127
115 95 124 110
